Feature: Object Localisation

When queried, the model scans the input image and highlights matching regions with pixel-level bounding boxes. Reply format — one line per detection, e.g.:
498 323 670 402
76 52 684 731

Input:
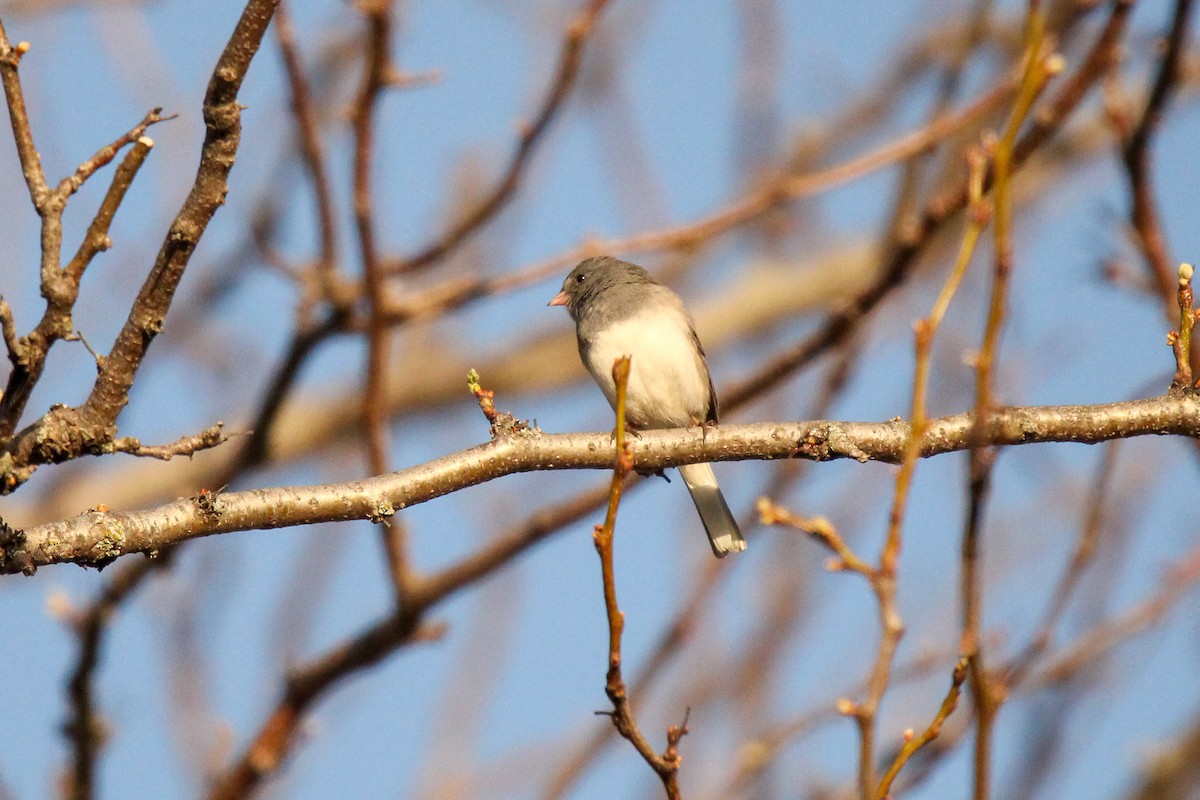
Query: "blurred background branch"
2 1 1200 799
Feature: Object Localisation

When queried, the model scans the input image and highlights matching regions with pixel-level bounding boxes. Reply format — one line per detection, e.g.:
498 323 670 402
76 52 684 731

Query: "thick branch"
4 394 1199 574
78 0 279 426
0 0 280 492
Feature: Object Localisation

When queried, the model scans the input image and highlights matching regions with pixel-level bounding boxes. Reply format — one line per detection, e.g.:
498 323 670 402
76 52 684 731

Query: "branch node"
369 501 396 525
467 369 536 437
193 486 227 520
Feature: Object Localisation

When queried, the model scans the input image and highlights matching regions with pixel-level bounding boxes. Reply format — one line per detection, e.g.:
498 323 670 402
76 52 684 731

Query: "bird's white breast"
583 306 711 429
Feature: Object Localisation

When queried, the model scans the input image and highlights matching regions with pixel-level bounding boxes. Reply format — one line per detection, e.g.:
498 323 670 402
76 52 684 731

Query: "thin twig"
350 0 410 595
0 24 47 203
543 556 723 800
62 554 175 800
389 0 612 274
64 135 156 284
720 648 956 796
376 65 1020 327
351 0 394 480
757 501 873 576
592 355 687 798
1121 0 1194 318
109 422 234 460
1168 262 1197 389
757 502 896 799
0 299 17 363
864 139 990 800
962 10 1055 798
274 1 338 279
54 107 174 203
874 658 969 800
725 0 1128 412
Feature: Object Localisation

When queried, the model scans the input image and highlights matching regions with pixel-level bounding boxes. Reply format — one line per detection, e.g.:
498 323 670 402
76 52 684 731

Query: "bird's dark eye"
575 273 586 283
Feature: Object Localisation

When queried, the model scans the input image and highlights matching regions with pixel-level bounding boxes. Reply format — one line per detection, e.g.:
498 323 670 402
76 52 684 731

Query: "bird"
549 255 746 557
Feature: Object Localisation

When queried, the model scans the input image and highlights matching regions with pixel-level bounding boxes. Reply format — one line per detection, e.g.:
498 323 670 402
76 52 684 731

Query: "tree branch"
0 0 281 493
64 134 157 284
205 610 447 800
388 0 612 274
1120 0 1194 314
109 422 233 460
591 356 687 797
0 95 168 441
4 394 1199 574
62 553 175 800
0 24 46 204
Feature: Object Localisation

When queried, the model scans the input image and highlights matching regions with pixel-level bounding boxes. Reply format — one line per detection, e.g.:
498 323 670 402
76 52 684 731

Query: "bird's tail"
678 462 746 558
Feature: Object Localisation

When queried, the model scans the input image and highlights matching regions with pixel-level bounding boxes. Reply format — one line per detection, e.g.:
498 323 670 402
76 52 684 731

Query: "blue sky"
2 1 1199 799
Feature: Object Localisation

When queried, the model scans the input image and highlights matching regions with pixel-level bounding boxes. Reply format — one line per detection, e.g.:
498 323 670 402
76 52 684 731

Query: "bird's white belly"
584 309 711 429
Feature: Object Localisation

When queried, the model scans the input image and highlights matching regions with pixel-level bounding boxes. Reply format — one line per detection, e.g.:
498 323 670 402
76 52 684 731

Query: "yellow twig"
874 658 969 800
593 355 687 799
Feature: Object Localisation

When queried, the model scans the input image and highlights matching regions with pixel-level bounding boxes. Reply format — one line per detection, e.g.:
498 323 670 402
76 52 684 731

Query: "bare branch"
961 11 1057 798
590 356 687 797
64 134 157 283
389 0 612 274
274 1 338 277
53 107 172 203
76 0 281 428
109 422 234 460
874 658 969 800
0 0 281 493
62 554 174 800
726 0 1130 412
6 394 1200 574
205 612 447 800
1169 262 1197 388
0 298 17 363
1121 0 1194 314
0 82 167 440
0 23 47 204
349 0 411 595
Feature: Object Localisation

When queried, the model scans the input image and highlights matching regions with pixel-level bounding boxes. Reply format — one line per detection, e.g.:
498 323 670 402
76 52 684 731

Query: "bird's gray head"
547 256 656 321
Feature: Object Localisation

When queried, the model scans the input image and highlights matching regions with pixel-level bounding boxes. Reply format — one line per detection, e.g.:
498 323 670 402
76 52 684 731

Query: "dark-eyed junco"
549 256 746 558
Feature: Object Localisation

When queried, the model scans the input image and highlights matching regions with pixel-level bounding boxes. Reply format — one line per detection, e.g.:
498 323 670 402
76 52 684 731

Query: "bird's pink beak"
548 291 569 307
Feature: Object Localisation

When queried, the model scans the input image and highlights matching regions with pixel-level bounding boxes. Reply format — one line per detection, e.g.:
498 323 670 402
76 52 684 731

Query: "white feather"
583 305 710 429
